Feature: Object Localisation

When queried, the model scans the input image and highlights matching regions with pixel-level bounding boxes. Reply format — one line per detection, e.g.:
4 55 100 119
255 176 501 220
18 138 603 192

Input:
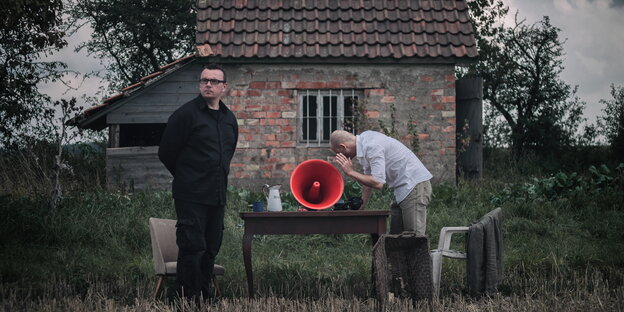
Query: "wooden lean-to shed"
71 0 478 191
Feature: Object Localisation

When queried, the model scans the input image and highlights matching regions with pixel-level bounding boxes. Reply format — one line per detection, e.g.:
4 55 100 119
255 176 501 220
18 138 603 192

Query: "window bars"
299 89 360 146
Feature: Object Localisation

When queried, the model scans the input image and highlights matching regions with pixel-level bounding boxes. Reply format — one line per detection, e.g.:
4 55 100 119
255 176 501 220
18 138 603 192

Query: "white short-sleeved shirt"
355 130 432 203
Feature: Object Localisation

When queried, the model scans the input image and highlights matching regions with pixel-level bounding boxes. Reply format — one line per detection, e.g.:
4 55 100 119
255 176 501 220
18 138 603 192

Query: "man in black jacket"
158 64 238 299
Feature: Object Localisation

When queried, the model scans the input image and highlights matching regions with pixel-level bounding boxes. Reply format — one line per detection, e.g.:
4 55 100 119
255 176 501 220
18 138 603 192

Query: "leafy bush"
491 163 623 204
598 84 624 160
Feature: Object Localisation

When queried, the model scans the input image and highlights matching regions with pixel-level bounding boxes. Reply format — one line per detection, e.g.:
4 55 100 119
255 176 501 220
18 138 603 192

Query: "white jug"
262 184 283 212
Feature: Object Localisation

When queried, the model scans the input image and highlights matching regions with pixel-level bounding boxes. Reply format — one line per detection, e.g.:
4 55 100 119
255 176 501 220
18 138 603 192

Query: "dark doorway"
119 124 167 147
456 78 483 180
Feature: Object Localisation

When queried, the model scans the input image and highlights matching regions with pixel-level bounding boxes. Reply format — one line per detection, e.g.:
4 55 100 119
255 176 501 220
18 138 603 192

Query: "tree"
464 11 586 156
598 84 624 160
44 98 82 211
465 0 509 50
0 0 67 147
67 0 196 90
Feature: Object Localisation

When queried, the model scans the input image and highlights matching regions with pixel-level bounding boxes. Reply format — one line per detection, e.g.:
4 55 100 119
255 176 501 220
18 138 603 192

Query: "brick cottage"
71 0 478 191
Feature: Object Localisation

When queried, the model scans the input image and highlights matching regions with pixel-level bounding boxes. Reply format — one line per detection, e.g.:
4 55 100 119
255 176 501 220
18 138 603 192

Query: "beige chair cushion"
149 218 178 275
212 264 225 275
149 217 225 277
165 261 177 275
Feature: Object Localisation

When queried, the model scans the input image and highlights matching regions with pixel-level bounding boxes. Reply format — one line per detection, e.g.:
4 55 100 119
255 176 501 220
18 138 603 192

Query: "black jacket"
158 95 238 205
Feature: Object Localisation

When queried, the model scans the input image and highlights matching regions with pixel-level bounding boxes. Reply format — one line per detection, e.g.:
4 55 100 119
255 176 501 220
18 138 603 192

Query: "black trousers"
174 199 225 299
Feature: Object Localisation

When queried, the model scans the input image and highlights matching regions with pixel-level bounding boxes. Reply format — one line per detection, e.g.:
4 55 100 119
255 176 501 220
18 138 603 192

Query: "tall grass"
1 147 623 310
0 141 106 196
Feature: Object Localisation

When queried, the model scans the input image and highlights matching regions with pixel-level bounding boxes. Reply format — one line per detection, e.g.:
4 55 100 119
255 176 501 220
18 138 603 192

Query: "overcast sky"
38 24 109 109
504 0 624 125
41 0 624 126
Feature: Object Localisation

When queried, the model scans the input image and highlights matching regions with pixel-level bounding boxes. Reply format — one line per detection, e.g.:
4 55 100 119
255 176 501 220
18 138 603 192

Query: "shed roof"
68 55 197 130
196 0 478 60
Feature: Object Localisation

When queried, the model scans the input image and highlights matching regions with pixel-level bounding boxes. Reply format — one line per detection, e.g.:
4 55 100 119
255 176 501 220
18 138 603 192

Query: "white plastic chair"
148 217 225 298
430 226 469 298
431 208 503 298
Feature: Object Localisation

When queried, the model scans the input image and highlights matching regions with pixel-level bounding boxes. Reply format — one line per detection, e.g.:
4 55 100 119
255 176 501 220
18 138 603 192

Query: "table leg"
370 233 381 298
242 232 254 298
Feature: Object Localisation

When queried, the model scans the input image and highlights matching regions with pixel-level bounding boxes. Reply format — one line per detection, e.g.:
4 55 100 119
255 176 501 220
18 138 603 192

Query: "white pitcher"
262 184 283 212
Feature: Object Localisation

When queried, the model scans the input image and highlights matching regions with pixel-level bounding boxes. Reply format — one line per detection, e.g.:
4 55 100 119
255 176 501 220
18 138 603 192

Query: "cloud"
503 0 624 123
39 23 110 111
573 51 606 78
610 0 624 8
554 0 573 12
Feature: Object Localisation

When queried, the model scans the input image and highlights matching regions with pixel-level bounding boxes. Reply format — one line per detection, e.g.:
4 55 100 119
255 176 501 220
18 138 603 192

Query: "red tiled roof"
196 0 477 60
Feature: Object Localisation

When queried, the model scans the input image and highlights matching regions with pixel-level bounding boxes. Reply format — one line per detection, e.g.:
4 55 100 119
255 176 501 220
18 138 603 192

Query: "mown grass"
1 147 623 311
1 269 622 311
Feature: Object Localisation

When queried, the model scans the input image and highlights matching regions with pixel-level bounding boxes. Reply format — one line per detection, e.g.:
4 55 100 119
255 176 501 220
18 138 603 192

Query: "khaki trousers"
390 180 432 235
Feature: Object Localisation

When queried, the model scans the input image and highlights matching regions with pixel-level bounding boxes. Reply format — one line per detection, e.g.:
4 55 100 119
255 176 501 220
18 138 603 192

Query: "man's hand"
334 153 385 190
334 153 354 175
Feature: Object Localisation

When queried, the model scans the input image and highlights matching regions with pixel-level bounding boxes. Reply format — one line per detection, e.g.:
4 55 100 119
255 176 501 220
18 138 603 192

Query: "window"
299 89 360 144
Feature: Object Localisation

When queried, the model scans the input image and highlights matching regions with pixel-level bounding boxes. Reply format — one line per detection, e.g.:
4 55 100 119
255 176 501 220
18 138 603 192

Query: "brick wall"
222 63 456 190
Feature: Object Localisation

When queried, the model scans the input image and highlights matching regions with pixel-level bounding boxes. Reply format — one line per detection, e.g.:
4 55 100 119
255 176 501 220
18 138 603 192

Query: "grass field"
1 148 623 311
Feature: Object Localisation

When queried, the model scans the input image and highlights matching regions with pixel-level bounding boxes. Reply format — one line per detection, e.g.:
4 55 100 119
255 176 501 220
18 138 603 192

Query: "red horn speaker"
290 159 344 210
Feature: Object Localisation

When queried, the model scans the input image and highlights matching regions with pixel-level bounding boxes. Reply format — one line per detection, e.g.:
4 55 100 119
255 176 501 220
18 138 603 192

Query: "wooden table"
239 210 390 298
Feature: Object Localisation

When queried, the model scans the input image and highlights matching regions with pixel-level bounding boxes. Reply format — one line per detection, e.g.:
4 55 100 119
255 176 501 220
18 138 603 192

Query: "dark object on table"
347 197 363 210
333 199 347 210
333 197 363 210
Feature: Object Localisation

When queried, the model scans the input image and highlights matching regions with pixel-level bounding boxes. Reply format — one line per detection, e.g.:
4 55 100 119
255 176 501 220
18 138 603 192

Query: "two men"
330 130 432 235
159 64 238 299
158 63 432 299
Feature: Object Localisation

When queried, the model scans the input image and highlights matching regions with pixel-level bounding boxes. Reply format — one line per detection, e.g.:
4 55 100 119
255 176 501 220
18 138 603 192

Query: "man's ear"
340 144 348 154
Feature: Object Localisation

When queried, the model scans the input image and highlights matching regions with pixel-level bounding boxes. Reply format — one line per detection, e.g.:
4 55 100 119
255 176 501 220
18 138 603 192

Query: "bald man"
330 130 432 235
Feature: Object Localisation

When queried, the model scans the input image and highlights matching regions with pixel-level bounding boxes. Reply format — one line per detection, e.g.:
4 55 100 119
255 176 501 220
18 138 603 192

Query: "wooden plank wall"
107 63 202 124
106 146 172 191
105 63 201 190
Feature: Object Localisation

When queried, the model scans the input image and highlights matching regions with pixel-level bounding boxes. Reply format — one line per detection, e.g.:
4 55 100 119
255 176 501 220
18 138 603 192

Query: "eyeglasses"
199 78 226 85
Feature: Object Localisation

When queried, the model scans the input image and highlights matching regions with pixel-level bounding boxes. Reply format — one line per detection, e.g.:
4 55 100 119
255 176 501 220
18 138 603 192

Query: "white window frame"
297 89 361 146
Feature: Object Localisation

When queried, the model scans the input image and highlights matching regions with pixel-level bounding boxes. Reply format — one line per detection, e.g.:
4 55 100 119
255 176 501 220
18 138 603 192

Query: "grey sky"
611 0 624 7
42 0 624 127
503 0 624 125
38 24 109 108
